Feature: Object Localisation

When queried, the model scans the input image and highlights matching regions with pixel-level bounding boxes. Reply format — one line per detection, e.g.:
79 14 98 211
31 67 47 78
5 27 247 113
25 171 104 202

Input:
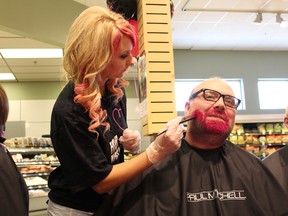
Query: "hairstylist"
47 6 183 216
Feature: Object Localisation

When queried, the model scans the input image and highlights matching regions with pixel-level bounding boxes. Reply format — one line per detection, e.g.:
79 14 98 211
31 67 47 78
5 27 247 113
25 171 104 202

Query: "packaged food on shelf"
244 135 253 144
265 123 274 134
258 136 267 145
11 153 23 162
274 123 282 133
29 189 49 197
237 135 245 144
24 176 48 187
4 136 59 214
229 121 287 159
6 139 59 199
252 136 260 145
257 123 266 134
283 135 288 143
229 135 237 144
20 165 54 174
266 135 275 144
4 137 52 148
274 135 283 144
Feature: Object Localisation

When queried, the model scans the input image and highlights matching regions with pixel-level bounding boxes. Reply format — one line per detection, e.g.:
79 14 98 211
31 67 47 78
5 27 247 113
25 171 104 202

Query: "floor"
29 210 47 216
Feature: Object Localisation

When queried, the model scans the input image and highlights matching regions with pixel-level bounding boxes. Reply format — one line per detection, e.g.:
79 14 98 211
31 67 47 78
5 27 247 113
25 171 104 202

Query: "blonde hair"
0 85 9 135
63 6 136 134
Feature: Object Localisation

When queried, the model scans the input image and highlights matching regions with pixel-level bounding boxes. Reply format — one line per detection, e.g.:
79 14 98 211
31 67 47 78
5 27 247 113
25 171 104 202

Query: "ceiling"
1 0 288 82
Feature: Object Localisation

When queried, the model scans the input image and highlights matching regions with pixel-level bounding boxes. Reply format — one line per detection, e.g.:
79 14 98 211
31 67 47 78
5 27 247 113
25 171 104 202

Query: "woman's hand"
119 129 141 152
146 117 184 164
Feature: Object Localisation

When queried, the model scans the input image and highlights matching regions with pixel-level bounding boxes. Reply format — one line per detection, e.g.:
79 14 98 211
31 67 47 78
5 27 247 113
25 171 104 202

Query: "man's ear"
184 101 190 116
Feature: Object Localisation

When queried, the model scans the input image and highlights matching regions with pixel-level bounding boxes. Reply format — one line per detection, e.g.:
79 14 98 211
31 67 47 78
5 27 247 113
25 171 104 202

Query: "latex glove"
119 129 141 152
146 117 184 164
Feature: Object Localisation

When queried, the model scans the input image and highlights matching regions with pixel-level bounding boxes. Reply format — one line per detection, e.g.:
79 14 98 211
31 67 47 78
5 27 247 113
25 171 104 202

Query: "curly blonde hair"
63 6 136 134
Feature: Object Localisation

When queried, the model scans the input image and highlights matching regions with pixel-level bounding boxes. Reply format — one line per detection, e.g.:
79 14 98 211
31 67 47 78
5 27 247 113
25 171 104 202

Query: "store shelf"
235 114 284 123
9 147 54 154
7 145 59 214
229 121 288 159
16 161 60 167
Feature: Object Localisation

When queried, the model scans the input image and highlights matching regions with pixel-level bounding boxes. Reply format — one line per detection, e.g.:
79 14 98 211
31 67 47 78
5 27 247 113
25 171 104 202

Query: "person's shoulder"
277 145 288 154
57 82 74 99
224 141 262 160
224 141 246 153
263 146 288 164
54 82 78 107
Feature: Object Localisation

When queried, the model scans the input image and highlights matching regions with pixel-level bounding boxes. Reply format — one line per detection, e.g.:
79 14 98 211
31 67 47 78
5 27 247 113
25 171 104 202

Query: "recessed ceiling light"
0 48 63 58
0 73 16 80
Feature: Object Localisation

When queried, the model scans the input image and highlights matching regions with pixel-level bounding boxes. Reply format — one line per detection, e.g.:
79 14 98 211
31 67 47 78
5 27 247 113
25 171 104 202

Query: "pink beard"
204 120 229 134
193 110 230 135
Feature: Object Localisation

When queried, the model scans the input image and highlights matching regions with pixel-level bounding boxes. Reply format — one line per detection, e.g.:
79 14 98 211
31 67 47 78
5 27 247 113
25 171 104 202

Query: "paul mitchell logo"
187 189 246 202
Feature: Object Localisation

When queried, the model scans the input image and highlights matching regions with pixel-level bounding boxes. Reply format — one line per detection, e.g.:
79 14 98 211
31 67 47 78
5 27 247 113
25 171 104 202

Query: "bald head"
184 77 238 149
190 77 235 99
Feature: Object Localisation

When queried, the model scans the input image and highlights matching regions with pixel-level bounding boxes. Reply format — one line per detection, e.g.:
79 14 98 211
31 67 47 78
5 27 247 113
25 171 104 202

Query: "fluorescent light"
0 73 16 80
0 48 63 58
280 20 288 27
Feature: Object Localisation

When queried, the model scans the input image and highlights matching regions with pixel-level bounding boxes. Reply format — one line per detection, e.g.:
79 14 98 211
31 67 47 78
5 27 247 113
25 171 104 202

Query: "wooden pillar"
137 0 176 136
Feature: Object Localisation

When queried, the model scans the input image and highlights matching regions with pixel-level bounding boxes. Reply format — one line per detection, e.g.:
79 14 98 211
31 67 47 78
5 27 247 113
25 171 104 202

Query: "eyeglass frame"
189 88 241 109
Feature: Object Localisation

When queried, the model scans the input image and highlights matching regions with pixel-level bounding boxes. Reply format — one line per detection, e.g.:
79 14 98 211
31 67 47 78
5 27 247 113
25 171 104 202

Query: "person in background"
95 77 288 216
47 6 184 216
0 85 29 216
263 105 288 192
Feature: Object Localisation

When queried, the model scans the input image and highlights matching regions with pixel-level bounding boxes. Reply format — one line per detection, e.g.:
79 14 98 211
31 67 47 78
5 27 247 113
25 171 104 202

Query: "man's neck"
184 134 226 149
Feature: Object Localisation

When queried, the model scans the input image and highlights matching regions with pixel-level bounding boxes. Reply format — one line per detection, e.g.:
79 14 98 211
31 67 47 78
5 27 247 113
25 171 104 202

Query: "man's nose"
213 96 225 109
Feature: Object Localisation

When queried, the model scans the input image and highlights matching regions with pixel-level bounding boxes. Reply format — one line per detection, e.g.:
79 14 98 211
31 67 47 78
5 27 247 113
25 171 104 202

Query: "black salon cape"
95 140 288 216
0 138 29 216
263 146 288 192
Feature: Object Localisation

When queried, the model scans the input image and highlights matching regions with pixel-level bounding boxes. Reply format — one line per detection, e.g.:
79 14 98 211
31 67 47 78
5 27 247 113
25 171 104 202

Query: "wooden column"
137 0 176 135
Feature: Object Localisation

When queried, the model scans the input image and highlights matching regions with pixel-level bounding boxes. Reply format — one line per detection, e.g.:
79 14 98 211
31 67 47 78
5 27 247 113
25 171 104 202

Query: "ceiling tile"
1 0 288 82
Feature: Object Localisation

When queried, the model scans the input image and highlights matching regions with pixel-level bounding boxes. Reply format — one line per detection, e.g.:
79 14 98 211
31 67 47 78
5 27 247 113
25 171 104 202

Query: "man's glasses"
189 88 241 109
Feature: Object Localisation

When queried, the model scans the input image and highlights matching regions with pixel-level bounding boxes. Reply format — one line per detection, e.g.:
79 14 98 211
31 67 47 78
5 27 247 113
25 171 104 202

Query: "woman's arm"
92 151 151 194
92 116 184 194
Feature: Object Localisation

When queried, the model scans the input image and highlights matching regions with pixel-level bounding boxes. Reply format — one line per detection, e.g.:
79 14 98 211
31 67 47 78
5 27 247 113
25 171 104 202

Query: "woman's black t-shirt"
48 82 128 212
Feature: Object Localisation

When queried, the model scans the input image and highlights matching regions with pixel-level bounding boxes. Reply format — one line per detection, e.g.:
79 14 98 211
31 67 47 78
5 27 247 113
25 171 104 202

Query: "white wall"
8 100 55 137
7 98 148 149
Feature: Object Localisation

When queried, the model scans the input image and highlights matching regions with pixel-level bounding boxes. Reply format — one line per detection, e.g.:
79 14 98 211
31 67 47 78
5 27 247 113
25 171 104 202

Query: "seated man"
263 105 288 192
95 77 288 216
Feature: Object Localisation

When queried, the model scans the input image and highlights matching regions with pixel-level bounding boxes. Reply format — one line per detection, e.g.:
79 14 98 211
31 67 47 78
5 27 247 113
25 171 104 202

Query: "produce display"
229 122 288 158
